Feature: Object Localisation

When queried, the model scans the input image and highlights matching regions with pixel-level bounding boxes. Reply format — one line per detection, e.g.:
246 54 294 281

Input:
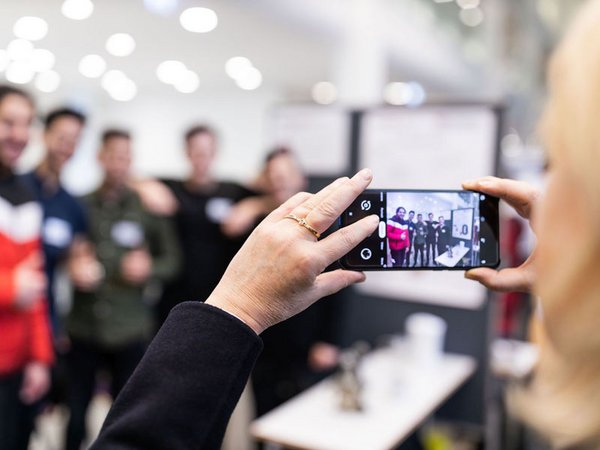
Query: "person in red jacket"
0 85 54 450
387 206 410 267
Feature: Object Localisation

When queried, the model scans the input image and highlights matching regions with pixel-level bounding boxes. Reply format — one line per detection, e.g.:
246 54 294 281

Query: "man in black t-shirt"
437 216 451 264
425 212 438 266
405 210 416 266
157 125 257 326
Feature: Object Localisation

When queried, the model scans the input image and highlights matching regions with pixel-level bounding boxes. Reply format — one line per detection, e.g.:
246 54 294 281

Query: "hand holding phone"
339 189 500 270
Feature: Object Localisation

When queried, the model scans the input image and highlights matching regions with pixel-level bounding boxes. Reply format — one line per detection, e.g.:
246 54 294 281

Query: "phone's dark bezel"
338 189 500 271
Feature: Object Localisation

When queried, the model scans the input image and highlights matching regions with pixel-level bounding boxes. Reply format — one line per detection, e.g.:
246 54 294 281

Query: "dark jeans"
0 371 36 450
65 339 145 450
390 248 407 267
413 243 425 267
426 240 436 265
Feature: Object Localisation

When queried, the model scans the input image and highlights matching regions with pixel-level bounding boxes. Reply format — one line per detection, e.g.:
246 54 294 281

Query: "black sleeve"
90 302 263 450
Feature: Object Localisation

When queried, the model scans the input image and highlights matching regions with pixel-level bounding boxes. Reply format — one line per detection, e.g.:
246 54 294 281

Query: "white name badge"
111 221 144 248
43 217 73 248
206 197 233 224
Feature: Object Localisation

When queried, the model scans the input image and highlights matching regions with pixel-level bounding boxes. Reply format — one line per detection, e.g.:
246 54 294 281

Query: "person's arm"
91 302 262 450
92 170 378 449
147 214 181 282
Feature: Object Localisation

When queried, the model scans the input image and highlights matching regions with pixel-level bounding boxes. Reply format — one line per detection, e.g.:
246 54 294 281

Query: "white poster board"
358 106 498 310
268 106 350 176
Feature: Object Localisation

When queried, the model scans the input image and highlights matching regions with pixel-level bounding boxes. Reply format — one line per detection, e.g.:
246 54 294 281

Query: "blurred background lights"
30 48 55 72
35 70 60 93
101 70 137 102
225 57 252 79
0 50 9 72
311 81 337 105
179 7 218 33
13 16 48 41
384 81 426 106
6 61 35 84
235 66 262 90
173 70 200 93
156 60 187 85
61 0 94 20
106 33 136 57
456 0 481 9
460 7 484 27
79 54 106 78
7 39 34 62
144 0 179 16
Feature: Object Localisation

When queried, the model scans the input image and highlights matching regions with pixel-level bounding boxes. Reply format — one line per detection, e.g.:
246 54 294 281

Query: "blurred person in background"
412 213 427 267
464 0 600 446
405 210 416 266
0 85 54 450
64 129 180 450
436 215 450 263
135 124 259 327
425 212 438 266
21 108 88 335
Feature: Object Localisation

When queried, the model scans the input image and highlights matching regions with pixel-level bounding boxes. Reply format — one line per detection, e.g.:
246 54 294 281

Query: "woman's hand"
462 176 540 293
206 169 379 334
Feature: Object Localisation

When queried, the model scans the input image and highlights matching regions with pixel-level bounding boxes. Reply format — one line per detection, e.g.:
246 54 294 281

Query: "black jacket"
91 302 263 449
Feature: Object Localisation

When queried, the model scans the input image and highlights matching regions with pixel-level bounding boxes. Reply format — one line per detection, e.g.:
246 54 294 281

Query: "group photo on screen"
385 192 481 268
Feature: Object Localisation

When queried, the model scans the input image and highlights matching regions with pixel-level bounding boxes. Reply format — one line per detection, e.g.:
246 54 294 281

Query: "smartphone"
339 189 500 270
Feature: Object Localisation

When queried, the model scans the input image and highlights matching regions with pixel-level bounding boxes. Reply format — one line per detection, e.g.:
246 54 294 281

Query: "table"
251 348 477 450
435 244 470 268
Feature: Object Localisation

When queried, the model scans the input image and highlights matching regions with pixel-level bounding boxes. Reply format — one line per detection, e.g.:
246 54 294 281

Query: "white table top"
251 348 477 450
436 244 470 268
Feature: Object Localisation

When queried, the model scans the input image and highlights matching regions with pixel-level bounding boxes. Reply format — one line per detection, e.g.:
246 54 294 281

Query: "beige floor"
29 383 257 450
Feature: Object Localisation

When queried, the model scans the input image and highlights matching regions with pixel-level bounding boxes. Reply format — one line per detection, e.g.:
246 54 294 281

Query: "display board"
268 105 350 176
357 105 499 309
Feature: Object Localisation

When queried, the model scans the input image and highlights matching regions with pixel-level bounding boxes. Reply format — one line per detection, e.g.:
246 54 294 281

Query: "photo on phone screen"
339 190 500 270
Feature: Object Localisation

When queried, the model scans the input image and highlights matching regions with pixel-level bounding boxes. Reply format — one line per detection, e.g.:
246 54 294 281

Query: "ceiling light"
456 0 480 9
13 16 48 41
108 78 137 102
179 7 218 33
62 0 94 20
235 67 262 90
311 81 337 105
225 56 252 79
7 39 34 62
5 61 35 84
460 7 484 26
0 50 9 72
101 69 127 91
30 48 55 72
173 70 200 93
144 0 179 16
106 33 136 57
156 60 187 84
35 71 60 93
78 54 106 78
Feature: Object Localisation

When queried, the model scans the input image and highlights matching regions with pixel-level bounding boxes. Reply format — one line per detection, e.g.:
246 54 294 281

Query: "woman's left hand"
206 169 378 334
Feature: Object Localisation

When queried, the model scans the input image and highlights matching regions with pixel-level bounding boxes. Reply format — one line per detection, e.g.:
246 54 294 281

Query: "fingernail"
359 168 373 180
370 214 380 225
464 271 473 279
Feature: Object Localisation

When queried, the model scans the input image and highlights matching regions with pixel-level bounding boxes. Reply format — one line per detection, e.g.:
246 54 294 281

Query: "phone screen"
339 189 500 270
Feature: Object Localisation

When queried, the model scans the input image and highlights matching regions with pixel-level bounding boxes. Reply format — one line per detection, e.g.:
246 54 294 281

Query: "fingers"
313 269 366 299
465 266 532 293
462 177 539 219
318 215 379 264
288 176 349 220
303 169 373 233
265 191 312 223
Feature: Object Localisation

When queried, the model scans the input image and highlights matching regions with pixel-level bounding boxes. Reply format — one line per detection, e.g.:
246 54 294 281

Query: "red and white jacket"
0 174 53 376
387 216 410 250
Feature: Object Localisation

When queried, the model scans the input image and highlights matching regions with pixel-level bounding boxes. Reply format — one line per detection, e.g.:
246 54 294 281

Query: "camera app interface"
344 191 488 269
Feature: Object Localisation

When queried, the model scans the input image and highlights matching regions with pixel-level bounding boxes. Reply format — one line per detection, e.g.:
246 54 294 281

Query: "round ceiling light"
35 71 61 93
62 0 94 20
106 33 136 57
13 16 49 41
179 7 218 33
79 54 107 78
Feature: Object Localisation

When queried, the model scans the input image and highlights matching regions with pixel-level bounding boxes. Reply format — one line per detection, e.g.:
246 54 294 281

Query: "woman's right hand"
462 176 540 293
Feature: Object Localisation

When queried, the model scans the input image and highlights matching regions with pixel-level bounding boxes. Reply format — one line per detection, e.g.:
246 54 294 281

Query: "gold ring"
284 214 321 239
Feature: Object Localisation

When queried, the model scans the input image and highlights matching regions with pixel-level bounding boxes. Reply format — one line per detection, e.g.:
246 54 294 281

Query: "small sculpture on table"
336 341 370 412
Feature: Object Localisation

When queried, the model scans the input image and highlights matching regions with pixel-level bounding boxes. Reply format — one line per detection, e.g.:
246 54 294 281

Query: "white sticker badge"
111 221 144 248
43 217 73 248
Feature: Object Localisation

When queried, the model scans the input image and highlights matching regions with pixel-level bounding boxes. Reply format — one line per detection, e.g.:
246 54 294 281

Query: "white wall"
19 87 282 195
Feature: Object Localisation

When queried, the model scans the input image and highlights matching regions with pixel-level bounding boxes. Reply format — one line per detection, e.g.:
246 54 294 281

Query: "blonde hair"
512 0 600 447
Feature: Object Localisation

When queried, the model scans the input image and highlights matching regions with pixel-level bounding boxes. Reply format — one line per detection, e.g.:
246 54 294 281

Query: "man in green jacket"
64 129 181 450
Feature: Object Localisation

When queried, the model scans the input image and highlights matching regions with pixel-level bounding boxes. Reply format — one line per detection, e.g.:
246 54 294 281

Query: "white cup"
405 313 447 366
